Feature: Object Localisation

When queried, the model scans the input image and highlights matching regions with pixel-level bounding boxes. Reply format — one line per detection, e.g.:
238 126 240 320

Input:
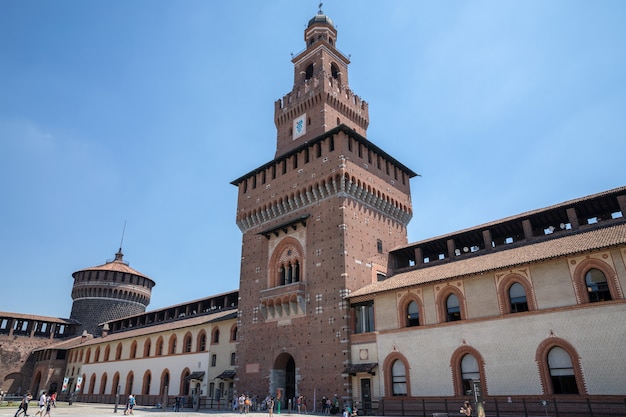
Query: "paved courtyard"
0 403 303 417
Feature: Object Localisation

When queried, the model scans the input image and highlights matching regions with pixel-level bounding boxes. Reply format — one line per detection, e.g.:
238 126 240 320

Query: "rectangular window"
211 354 217 367
353 301 375 334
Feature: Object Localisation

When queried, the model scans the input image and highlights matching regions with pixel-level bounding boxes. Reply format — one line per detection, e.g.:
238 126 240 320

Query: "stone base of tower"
70 298 147 336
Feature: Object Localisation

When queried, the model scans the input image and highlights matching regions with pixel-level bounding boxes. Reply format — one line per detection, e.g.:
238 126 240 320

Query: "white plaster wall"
375 303 626 396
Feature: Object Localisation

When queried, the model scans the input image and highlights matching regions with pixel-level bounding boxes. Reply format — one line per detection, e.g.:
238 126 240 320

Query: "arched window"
99 373 107 395
181 369 191 396
573 259 621 303
115 343 123 360
509 282 529 312
391 360 407 396
585 268 611 302
184 334 192 353
548 347 579 394
104 345 111 362
142 371 151 395
305 63 313 80
143 339 151 357
130 341 137 359
112 372 120 395
279 266 286 285
212 328 220 344
446 294 461 322
160 371 170 396
197 332 207 352
94 347 100 363
85 348 91 364
156 337 164 356
331 63 340 80
461 354 480 395
87 373 96 394
270 238 305 288
125 372 134 396
169 335 177 354
406 301 419 327
293 260 300 283
230 325 238 342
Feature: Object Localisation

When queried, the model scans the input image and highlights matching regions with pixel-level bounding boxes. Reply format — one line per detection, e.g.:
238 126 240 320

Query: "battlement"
275 71 368 113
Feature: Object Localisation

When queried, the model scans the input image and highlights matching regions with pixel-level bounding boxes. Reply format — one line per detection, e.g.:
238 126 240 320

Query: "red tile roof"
350 222 626 299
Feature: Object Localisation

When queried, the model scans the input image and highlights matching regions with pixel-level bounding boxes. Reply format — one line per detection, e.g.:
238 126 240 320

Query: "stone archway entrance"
271 353 296 411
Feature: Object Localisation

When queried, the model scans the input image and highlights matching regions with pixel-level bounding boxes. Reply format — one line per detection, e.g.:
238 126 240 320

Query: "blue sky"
1 1 625 318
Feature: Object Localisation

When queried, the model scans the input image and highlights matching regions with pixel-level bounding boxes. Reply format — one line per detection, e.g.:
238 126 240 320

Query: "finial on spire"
318 2 323 14
115 220 126 261
119 220 126 253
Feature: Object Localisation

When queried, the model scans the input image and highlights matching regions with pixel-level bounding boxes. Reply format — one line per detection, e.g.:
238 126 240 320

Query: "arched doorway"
272 353 296 411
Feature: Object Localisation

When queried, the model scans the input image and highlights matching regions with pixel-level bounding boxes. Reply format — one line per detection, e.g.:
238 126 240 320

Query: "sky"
1 1 625 318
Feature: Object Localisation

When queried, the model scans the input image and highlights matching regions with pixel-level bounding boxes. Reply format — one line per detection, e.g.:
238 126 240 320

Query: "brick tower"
232 7 417 405
69 248 155 336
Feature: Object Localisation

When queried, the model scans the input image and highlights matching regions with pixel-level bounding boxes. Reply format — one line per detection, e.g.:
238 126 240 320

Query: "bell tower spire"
273 6 369 157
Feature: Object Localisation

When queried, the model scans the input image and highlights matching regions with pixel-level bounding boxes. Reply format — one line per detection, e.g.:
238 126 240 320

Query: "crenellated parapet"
236 170 412 233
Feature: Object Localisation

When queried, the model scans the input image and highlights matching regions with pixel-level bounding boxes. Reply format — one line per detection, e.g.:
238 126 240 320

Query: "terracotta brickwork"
233 11 416 404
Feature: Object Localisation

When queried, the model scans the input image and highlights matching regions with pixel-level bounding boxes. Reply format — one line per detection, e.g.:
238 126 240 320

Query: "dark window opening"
305 64 314 80
548 347 579 394
586 268 611 302
509 282 529 312
353 301 375 334
446 294 461 322
406 301 419 327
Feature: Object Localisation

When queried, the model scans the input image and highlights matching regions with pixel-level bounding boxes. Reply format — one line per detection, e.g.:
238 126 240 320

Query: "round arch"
535 336 586 395
496 273 537 314
572 257 622 303
450 345 488 397
397 292 424 328
382 351 411 397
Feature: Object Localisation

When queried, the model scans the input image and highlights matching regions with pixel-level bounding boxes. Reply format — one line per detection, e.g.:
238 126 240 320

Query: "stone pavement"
0 403 322 417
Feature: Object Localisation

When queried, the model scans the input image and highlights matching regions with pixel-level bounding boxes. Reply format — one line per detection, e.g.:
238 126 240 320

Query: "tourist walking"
14 391 33 417
34 391 47 417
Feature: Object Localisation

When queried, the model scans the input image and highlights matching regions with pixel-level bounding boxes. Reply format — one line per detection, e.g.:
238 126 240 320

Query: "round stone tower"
69 248 155 336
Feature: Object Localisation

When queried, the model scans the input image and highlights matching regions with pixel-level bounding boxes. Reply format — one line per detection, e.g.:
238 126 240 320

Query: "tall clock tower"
232 7 417 404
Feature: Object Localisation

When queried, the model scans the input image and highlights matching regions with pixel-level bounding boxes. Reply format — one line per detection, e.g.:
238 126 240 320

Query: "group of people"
237 393 255 414
14 391 56 417
172 396 186 411
320 395 341 414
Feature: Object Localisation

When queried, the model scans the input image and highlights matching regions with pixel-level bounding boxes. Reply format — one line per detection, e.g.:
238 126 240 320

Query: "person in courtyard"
43 395 52 417
14 391 32 417
34 391 47 417
267 396 275 417
460 401 472 416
